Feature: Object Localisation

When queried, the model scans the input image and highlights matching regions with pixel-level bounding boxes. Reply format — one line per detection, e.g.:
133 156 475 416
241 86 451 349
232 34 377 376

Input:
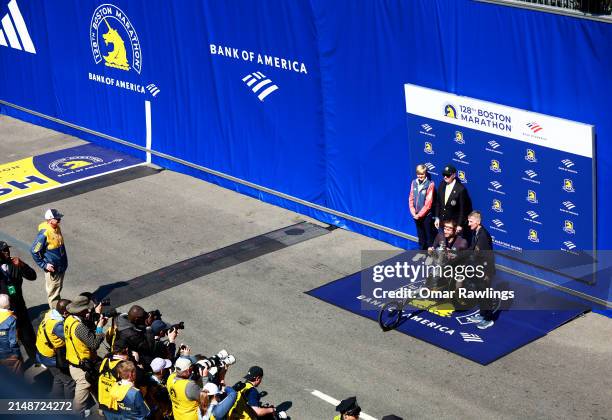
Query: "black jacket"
469 226 496 276
0 259 36 314
434 180 472 228
114 319 156 366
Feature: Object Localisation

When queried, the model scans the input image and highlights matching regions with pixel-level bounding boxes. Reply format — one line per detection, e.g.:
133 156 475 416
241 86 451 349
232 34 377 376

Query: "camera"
260 403 287 419
196 349 236 370
100 298 117 318
168 321 185 332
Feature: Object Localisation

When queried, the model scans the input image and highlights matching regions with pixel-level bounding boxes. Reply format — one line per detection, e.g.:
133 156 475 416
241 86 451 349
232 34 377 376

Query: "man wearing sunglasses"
434 165 472 241
31 209 68 309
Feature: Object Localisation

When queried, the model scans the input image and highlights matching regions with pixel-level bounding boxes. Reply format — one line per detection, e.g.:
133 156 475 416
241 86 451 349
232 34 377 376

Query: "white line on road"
310 389 378 420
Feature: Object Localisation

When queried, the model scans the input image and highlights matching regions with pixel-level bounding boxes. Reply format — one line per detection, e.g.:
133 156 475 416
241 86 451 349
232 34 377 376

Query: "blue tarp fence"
1 0 611 304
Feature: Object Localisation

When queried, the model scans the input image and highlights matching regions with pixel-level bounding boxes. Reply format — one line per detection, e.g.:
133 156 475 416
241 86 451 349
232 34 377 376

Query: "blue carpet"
307 266 588 365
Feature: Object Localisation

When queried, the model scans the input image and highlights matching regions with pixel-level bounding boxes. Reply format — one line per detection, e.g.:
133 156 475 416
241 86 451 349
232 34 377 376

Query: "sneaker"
411 253 426 262
468 314 484 323
477 319 494 330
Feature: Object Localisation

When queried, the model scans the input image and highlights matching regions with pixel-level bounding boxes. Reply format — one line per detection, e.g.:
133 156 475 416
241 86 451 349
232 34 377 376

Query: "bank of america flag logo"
455 151 466 160
562 201 576 210
242 72 279 101
460 333 483 343
524 170 538 179
488 140 500 149
424 162 435 171
563 240 576 250
0 0 35 54
492 219 504 228
490 181 502 190
561 159 575 168
526 122 543 133
526 210 539 220
421 123 433 132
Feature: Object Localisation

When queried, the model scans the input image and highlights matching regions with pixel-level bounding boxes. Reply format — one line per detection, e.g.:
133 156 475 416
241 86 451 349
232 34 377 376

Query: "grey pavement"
0 115 611 419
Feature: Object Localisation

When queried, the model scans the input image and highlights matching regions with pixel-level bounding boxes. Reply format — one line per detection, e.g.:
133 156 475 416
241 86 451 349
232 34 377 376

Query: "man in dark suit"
434 164 472 240
466 211 497 330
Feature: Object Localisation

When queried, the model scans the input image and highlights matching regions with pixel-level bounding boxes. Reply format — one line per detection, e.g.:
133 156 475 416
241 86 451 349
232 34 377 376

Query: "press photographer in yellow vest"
35 299 75 398
63 295 109 415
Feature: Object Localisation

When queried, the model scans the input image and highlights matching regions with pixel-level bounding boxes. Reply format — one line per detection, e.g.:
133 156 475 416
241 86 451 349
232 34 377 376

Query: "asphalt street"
1 115 611 419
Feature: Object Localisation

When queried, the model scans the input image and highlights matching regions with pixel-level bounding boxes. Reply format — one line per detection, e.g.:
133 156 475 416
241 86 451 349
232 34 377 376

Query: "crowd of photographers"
29 292 291 420
0 209 405 419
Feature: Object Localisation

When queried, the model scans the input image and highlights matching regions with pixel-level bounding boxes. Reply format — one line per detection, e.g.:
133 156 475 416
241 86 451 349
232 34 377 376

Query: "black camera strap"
41 318 55 351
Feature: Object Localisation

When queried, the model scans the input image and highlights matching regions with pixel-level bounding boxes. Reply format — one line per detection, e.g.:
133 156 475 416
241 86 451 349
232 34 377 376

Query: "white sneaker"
468 314 484 323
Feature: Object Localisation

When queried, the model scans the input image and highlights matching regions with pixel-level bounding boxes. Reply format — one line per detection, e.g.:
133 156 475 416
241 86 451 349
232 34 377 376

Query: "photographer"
35 299 75 398
114 305 156 367
199 381 237 420
167 357 201 420
229 366 280 419
150 319 181 360
64 295 108 416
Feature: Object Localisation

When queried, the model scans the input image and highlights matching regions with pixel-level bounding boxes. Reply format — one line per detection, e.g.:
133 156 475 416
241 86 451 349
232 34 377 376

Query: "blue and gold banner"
0 144 143 204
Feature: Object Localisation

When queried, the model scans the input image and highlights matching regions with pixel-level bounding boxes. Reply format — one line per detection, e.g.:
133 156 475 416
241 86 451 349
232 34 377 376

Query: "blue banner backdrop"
1 0 611 302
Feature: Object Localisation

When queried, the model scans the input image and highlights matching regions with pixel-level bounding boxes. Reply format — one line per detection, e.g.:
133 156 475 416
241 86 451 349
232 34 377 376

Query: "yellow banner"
0 157 60 203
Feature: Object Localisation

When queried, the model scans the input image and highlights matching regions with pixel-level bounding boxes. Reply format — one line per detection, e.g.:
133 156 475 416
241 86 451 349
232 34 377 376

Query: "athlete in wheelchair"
378 219 488 330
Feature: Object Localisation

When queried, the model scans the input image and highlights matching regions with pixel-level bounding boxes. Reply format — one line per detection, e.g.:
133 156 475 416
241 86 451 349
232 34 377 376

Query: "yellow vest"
333 416 341 420
109 382 132 412
166 372 199 420
228 382 256 420
35 311 65 358
98 358 123 410
0 310 14 325
64 315 93 365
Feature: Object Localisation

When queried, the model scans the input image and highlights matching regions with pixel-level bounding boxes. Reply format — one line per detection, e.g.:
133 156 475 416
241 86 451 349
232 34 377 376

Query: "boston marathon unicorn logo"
101 18 129 70
90 4 142 74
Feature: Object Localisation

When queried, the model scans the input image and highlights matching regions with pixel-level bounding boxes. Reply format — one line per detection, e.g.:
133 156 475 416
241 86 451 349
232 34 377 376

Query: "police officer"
0 241 37 363
64 295 108 415
166 357 201 420
334 396 361 420
0 293 22 374
31 209 68 309
35 299 75 398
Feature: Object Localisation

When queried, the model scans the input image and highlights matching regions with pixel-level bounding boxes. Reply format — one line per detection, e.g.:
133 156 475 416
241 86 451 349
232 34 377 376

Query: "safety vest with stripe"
64 315 93 365
35 311 64 358
98 357 123 410
227 382 255 420
166 372 199 420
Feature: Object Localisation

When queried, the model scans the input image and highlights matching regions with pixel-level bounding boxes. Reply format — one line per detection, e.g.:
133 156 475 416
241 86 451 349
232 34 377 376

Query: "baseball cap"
175 357 193 372
150 320 171 336
0 241 10 251
150 358 172 373
442 165 457 176
45 209 64 220
244 365 264 380
382 416 404 420
202 382 220 396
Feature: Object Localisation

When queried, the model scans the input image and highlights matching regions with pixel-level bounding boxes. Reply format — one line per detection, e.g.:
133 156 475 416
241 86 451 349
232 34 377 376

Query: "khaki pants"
68 364 90 414
45 270 65 309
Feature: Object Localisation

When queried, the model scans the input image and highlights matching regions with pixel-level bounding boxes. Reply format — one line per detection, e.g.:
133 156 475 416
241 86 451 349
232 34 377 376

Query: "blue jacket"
31 222 68 273
104 383 150 420
0 309 21 359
